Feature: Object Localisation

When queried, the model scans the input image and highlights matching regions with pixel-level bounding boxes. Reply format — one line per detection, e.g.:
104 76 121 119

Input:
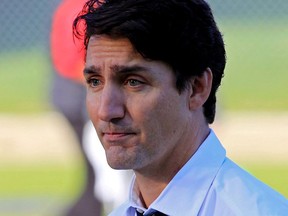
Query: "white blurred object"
83 121 132 212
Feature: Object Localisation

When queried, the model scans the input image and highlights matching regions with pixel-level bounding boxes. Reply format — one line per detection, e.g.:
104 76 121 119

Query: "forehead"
86 35 141 63
84 35 176 85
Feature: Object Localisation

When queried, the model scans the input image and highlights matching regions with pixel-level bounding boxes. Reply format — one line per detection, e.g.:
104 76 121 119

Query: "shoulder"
201 158 288 215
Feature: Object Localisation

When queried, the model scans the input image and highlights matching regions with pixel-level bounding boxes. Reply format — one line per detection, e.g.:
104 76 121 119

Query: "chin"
106 158 131 170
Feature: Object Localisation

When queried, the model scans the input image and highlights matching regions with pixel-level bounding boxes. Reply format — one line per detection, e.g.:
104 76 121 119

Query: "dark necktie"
136 209 167 216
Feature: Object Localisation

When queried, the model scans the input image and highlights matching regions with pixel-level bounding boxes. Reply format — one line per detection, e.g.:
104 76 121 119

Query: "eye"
127 79 143 87
87 78 101 88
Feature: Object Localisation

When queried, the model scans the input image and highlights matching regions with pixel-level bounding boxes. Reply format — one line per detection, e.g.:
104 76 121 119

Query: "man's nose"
97 84 125 122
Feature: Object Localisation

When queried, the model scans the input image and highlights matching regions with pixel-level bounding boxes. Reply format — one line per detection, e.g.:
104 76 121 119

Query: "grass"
240 163 288 198
218 21 288 110
0 163 83 198
0 163 85 216
0 48 52 113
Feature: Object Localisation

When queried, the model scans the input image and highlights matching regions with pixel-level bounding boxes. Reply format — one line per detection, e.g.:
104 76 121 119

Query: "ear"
189 68 213 110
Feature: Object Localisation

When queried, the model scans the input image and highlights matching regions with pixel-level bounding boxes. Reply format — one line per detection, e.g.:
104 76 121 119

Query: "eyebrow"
83 65 149 76
83 65 100 75
111 65 149 74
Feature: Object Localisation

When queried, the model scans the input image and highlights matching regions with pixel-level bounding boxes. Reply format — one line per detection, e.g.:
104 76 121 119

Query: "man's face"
85 35 192 173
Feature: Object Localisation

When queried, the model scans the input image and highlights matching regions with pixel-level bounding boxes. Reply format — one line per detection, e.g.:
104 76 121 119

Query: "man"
73 0 288 215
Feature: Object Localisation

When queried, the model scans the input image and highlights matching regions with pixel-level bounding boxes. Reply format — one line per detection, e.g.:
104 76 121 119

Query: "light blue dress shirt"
109 130 288 216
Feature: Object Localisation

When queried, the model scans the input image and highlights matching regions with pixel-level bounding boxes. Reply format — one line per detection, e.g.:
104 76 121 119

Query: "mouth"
102 132 137 143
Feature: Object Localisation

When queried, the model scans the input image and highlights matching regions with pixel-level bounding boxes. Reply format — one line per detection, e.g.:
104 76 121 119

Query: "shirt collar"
128 129 226 215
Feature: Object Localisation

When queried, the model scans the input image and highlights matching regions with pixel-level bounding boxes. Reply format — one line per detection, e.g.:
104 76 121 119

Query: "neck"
134 123 210 208
134 174 167 208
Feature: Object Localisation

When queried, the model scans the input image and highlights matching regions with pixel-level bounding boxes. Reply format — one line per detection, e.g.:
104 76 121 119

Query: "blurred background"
0 0 287 215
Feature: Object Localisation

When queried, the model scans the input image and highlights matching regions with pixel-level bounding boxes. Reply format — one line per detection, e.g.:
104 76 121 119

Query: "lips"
102 131 136 143
98 123 139 145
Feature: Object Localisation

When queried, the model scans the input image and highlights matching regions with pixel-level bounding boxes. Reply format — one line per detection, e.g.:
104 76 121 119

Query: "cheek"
86 92 98 121
155 93 188 142
135 92 185 143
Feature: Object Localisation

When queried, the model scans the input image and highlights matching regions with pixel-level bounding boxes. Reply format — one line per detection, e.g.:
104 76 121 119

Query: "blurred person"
50 0 129 215
73 0 288 215
50 0 102 215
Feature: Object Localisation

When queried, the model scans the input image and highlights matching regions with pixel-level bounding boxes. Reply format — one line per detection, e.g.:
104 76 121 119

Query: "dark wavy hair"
73 0 226 124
